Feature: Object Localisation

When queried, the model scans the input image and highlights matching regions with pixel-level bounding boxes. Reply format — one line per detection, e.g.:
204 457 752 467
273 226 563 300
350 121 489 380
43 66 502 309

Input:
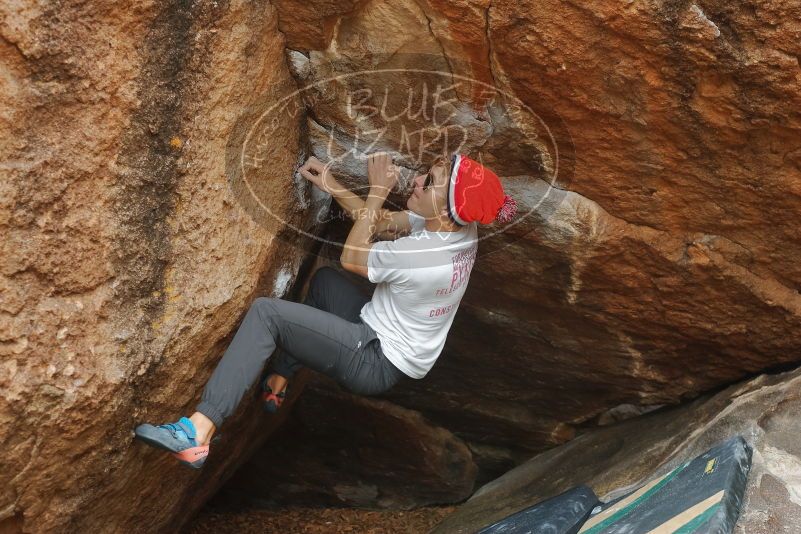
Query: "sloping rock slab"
478 486 599 534
579 436 751 533
432 367 801 534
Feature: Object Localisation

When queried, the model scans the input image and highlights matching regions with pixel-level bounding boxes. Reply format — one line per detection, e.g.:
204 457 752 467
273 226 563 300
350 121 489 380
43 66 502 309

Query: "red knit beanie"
446 154 517 225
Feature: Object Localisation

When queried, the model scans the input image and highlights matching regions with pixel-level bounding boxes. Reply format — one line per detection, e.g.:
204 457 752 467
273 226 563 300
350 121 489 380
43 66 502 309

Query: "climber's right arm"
327 188 413 240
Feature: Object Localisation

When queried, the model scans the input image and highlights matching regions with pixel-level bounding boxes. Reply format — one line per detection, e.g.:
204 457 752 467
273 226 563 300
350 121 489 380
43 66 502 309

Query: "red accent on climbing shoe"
172 445 209 463
262 391 285 408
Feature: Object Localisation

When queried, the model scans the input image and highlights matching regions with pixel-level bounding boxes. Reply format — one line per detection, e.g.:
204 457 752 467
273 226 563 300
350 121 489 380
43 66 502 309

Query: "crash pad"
477 485 600 534
578 436 752 533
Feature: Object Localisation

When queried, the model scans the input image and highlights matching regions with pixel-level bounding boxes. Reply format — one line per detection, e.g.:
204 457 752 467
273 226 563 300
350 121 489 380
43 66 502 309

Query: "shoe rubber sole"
134 425 209 469
172 445 209 469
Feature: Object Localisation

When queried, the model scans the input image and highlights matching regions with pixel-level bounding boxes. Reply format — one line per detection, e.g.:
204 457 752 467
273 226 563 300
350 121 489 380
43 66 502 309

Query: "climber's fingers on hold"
303 156 324 173
298 166 318 182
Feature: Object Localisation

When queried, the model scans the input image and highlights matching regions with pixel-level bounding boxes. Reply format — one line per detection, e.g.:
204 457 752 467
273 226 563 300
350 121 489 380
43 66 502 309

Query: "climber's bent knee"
252 295 278 312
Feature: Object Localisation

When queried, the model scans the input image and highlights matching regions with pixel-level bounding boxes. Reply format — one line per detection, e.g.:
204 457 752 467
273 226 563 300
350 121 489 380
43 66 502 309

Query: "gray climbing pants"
196 266 405 428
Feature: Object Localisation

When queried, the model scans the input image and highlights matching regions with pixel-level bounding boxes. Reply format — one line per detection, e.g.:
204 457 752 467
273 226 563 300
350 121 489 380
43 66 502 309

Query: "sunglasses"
423 171 434 190
424 156 451 190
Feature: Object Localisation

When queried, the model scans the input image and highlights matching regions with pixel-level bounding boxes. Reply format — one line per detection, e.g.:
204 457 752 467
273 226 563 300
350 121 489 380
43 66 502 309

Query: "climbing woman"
134 151 517 468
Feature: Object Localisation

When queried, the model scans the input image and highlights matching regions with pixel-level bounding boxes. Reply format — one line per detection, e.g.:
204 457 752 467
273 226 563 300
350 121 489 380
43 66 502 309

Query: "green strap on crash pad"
580 461 689 534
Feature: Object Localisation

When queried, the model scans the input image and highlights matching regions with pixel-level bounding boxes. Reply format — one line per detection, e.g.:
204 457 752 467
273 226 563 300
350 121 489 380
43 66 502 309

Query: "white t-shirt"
359 210 478 379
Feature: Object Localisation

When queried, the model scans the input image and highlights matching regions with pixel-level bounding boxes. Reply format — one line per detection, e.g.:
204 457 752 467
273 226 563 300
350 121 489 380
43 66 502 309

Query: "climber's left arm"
341 153 396 279
341 185 388 278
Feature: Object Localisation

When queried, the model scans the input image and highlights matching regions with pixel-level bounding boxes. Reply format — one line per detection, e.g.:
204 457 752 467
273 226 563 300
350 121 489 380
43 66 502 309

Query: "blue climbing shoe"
134 416 209 469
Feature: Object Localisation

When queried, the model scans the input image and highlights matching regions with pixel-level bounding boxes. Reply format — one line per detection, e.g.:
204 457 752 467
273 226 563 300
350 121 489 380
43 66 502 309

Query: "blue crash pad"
472 436 751 534
477 485 600 534
578 436 752 533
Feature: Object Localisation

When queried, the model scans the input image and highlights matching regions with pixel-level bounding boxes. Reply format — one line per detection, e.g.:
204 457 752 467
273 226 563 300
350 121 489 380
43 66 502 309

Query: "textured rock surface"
258 0 801 489
186 503 457 534
432 367 801 533
4 0 801 529
0 1 325 532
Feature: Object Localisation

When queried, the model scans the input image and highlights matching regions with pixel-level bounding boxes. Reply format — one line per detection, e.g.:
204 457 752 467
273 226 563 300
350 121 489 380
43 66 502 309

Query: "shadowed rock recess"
1 0 800 531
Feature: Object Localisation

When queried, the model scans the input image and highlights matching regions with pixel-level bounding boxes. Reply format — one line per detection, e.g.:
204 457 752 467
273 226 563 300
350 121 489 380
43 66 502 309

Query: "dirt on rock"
185 505 457 534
